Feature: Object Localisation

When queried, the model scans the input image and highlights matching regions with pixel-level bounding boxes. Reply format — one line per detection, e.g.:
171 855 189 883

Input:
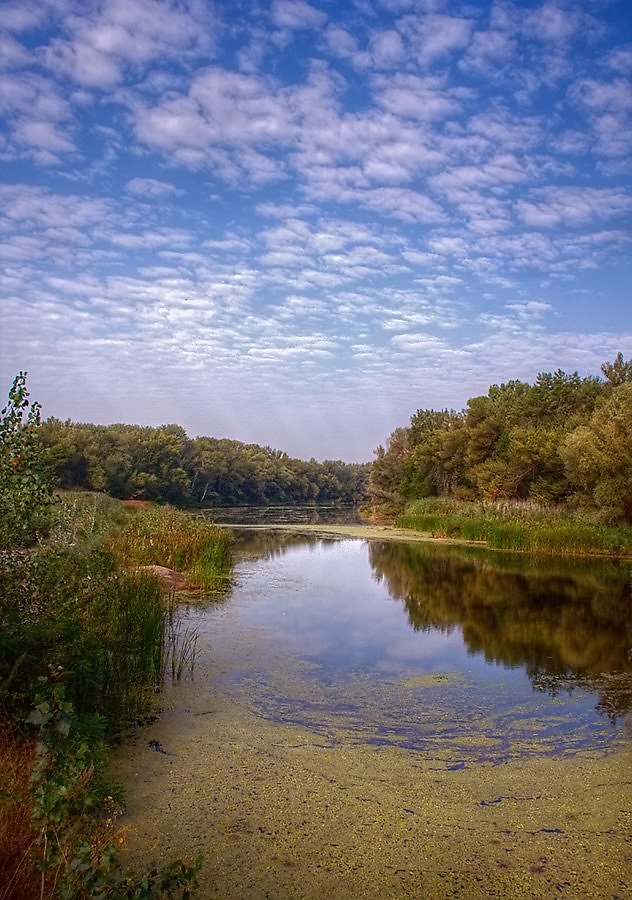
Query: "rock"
136 565 188 591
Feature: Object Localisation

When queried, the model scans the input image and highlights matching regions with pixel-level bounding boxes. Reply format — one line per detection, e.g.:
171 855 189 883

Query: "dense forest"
369 353 632 523
36 352 631 521
39 419 371 507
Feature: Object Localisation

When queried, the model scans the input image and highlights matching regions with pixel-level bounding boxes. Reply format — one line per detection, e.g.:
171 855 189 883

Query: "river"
109 514 631 898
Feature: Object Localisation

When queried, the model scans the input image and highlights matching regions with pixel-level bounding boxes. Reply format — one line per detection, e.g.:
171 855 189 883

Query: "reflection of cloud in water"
197 533 631 758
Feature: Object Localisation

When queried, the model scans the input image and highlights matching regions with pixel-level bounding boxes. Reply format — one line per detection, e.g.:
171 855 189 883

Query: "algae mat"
109 663 631 900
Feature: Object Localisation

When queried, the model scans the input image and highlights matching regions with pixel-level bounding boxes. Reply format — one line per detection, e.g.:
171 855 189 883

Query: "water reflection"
203 504 363 526
368 541 632 719
194 529 631 759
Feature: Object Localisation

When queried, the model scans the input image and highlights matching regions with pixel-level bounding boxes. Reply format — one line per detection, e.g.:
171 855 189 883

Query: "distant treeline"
368 353 632 523
40 420 371 507
39 352 631 518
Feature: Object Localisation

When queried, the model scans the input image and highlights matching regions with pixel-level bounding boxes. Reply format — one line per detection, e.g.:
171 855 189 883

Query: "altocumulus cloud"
0 0 630 461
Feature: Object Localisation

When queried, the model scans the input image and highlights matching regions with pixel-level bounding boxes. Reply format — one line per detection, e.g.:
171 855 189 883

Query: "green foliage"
0 372 54 548
22 678 202 899
40 420 371 507
369 353 632 524
561 382 632 521
601 351 632 386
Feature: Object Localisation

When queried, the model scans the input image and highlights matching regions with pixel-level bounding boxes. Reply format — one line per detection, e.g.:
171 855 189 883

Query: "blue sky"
1 0 631 461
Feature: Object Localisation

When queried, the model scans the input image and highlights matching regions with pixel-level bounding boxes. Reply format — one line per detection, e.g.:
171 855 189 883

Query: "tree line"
39 419 371 507
368 353 632 523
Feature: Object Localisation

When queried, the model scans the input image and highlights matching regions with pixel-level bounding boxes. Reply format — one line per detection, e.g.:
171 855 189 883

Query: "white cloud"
370 29 406 67
399 13 474 66
0 0 630 460
516 187 632 228
42 0 214 88
124 177 182 197
271 0 327 31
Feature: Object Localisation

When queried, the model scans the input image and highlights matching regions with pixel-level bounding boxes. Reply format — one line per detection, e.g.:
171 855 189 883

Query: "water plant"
397 497 632 557
164 595 200 684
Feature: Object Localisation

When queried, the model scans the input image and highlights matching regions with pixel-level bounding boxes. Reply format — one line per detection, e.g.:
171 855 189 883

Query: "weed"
397 498 632 557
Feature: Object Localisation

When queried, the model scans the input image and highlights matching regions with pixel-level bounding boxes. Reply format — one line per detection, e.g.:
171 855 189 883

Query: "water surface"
111 525 631 898
189 530 631 763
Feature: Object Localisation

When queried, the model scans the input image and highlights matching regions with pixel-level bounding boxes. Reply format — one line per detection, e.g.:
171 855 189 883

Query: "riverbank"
218 521 632 559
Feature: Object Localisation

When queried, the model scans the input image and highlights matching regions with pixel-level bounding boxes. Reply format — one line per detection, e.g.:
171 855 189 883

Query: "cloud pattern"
0 0 630 460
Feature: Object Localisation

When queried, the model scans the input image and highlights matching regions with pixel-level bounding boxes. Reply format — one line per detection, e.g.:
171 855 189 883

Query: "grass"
396 498 632 557
108 505 234 591
0 492 233 897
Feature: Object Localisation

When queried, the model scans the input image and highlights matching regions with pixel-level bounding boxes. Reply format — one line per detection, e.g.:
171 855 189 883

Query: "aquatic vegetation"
397 498 632 557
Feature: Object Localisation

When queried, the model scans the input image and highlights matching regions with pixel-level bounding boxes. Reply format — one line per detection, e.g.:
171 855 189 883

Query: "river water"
110 515 632 898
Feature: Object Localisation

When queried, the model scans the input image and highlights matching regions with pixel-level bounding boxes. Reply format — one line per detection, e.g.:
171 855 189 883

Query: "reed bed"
397 498 632 557
109 505 233 591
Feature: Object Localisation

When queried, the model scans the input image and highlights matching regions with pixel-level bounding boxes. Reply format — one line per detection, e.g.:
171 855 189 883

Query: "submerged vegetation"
0 375 230 897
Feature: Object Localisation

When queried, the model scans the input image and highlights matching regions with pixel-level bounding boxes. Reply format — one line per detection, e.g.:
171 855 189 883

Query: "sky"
1 0 631 462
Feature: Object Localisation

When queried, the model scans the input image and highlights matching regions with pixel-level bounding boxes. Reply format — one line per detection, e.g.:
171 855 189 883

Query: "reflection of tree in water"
369 542 632 718
233 529 337 562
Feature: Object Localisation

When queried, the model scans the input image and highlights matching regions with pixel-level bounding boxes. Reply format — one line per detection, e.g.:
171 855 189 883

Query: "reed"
397 498 632 557
71 567 166 731
109 505 234 590
164 594 200 684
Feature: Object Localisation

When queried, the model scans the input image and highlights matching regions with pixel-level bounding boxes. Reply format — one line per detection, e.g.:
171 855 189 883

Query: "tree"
601 352 632 387
368 428 409 510
0 372 54 548
561 382 632 522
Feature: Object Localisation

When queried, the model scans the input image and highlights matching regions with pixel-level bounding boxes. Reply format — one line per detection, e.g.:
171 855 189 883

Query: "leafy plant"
0 372 54 549
14 678 202 899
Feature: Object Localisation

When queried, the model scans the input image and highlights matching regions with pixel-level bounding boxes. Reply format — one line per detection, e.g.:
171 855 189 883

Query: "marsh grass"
164 594 199 684
47 490 130 550
109 505 234 590
397 498 632 557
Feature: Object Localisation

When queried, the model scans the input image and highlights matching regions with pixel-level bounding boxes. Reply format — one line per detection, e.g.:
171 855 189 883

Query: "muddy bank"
217 521 486 547
109 657 631 899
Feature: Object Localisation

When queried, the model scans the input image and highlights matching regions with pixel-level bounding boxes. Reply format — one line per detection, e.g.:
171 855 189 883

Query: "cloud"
399 13 474 66
41 0 214 88
124 177 183 197
516 187 632 228
271 0 327 32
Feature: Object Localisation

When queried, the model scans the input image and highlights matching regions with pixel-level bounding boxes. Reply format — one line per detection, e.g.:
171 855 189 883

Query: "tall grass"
47 490 131 549
109 505 234 591
397 498 632 557
1 494 225 896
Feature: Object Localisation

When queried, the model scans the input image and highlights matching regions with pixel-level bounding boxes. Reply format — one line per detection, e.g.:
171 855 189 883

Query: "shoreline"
215 521 632 559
